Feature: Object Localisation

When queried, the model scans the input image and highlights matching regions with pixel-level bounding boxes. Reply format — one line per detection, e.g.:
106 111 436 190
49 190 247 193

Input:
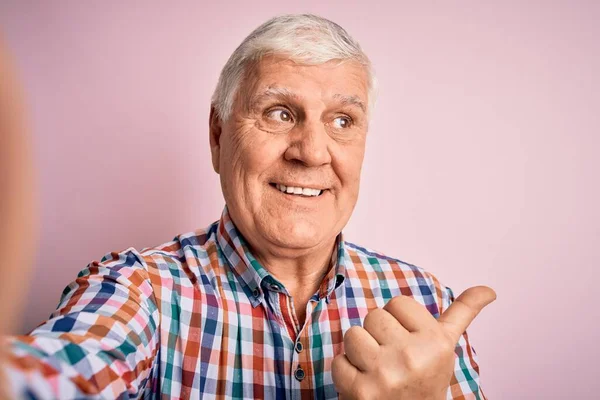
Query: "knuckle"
344 325 361 343
433 330 456 354
363 308 386 329
384 295 404 310
331 356 345 387
400 346 423 371
331 354 343 372
384 295 412 312
351 383 375 400
440 337 456 354
343 327 364 355
380 367 404 389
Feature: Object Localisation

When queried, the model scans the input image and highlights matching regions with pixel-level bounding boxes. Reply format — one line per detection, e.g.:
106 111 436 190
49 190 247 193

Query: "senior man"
4 14 495 399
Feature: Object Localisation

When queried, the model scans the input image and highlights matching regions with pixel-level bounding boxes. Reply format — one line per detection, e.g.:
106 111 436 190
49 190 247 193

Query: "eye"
266 109 293 123
332 116 352 129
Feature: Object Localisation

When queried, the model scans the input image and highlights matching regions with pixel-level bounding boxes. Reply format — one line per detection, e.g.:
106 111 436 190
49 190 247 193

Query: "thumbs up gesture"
332 286 496 400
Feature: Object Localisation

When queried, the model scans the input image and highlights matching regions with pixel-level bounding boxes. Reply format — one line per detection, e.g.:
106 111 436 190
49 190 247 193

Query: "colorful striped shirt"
5 207 486 399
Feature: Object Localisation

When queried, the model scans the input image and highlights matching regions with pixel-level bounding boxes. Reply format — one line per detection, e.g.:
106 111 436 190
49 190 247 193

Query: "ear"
209 106 222 174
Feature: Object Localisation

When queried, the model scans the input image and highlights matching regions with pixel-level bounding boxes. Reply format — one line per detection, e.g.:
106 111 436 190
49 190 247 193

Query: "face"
210 56 369 259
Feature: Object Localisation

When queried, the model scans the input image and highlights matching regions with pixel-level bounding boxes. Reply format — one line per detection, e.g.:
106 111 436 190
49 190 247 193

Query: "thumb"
438 286 496 343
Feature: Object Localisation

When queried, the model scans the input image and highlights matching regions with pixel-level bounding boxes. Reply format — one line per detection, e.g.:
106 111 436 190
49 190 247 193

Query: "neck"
249 237 338 314
259 240 335 291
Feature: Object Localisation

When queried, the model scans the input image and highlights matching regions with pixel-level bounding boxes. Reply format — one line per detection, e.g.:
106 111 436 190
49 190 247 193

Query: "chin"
264 219 331 251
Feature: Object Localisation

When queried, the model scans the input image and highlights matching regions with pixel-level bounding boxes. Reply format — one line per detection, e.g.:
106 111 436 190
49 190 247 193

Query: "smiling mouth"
269 183 325 197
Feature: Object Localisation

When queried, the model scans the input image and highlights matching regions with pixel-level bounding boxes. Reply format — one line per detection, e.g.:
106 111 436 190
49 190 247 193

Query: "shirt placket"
265 284 317 400
289 300 316 400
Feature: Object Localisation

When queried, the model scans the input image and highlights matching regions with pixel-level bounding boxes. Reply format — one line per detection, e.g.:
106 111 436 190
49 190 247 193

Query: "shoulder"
89 221 221 291
344 241 429 276
111 220 220 271
342 241 453 317
343 241 440 286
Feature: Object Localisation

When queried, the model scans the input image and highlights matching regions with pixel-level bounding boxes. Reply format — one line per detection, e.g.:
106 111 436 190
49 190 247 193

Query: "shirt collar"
216 206 347 307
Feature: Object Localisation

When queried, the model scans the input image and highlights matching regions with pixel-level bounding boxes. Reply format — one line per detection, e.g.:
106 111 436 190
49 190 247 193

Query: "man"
4 14 495 399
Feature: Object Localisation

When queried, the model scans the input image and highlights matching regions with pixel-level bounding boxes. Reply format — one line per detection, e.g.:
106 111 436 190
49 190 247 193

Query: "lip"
268 183 329 198
269 181 328 191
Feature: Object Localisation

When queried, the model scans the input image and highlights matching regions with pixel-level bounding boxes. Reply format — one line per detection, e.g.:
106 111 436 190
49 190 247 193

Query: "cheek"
245 139 282 174
336 144 366 190
222 126 256 176
223 126 285 186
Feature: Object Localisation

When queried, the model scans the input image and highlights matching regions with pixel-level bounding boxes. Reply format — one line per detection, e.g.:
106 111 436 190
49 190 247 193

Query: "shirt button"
295 341 304 353
294 366 305 382
252 288 259 297
270 284 280 292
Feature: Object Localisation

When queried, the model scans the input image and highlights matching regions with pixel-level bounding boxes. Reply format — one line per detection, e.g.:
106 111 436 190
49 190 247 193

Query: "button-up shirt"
6 207 486 399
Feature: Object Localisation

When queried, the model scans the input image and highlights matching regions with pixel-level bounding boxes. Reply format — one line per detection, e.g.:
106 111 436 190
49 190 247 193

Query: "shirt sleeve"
3 248 161 399
441 285 488 400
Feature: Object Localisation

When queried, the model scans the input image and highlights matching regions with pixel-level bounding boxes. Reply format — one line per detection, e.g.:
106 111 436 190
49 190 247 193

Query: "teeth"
275 184 322 197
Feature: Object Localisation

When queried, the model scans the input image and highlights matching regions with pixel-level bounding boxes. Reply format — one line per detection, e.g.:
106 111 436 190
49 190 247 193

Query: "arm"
0 33 37 400
4 250 161 399
0 36 36 336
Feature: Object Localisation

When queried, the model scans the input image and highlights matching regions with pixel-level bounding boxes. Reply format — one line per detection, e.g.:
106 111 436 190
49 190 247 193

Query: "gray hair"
211 14 378 121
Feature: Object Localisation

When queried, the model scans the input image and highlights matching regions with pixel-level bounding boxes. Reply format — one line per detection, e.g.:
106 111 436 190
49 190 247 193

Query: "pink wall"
1 2 598 398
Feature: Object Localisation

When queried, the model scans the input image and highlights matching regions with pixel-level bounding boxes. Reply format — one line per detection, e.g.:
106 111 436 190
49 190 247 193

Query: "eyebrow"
248 87 299 112
333 93 367 113
248 86 367 114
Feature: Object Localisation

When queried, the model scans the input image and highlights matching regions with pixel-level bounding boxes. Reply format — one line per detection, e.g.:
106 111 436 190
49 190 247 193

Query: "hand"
332 286 496 400
0 36 36 336
0 35 36 399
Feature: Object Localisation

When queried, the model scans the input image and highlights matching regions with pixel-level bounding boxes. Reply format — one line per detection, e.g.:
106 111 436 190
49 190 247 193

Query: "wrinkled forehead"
238 55 370 110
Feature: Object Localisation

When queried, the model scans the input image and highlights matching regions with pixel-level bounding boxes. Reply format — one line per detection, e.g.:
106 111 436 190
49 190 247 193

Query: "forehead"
242 56 369 105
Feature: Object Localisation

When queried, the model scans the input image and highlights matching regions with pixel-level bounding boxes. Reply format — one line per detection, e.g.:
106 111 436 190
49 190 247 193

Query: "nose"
284 120 332 167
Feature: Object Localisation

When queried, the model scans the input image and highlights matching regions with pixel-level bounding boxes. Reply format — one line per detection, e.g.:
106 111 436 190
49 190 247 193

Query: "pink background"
1 1 599 398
